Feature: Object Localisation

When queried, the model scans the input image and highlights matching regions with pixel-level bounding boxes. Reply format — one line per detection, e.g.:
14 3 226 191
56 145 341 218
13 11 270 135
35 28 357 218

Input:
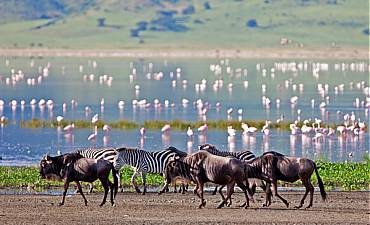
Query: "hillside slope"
0 0 368 49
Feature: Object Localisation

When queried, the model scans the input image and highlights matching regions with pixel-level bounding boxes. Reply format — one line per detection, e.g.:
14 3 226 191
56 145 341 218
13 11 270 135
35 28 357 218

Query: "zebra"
198 143 267 196
113 146 188 194
75 147 121 193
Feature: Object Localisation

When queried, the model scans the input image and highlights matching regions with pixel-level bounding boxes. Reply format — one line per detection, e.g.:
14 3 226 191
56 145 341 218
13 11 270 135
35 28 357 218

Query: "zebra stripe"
76 147 118 163
114 146 187 194
114 147 186 173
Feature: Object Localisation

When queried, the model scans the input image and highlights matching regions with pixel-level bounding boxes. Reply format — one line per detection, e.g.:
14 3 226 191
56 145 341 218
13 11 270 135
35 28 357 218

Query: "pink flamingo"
161 124 171 133
63 123 75 133
103 124 111 135
197 124 208 133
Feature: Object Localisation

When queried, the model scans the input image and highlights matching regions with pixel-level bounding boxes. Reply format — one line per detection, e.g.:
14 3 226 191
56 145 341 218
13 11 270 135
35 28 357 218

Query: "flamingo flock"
0 58 368 161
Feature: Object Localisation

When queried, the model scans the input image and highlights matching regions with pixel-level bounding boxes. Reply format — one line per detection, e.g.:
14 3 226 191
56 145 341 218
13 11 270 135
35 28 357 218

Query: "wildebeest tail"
112 167 119 197
314 162 326 201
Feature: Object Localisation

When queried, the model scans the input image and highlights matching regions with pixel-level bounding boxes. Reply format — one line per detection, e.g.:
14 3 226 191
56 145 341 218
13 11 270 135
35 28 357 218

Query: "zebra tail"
314 162 327 201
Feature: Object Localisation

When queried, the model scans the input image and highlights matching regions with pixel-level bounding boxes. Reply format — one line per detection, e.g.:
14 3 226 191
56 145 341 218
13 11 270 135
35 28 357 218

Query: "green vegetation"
18 118 365 132
1 161 369 191
0 0 367 49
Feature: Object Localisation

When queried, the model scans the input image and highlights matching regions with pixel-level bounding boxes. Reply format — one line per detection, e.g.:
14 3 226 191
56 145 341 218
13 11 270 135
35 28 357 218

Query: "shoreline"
0 47 368 59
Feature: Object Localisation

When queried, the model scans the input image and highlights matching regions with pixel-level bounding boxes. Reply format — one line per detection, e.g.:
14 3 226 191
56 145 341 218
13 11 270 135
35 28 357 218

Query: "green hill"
0 0 368 49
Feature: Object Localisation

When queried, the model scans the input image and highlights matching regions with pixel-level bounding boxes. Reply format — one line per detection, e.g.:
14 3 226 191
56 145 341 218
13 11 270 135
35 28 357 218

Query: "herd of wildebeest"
39 144 326 209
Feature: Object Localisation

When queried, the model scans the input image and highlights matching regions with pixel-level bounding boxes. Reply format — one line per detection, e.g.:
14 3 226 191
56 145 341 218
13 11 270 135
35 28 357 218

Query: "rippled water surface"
0 57 368 165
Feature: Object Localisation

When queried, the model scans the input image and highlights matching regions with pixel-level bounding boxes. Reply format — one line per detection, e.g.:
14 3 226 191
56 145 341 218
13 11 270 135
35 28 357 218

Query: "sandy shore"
0 191 368 224
0 47 368 59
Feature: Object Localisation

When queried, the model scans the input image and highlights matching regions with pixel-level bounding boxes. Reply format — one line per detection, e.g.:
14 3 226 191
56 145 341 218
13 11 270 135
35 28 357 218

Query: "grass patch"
1 161 369 191
18 118 365 132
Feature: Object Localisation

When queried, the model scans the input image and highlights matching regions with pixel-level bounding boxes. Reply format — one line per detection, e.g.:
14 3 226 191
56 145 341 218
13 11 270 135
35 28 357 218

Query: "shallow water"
0 57 368 165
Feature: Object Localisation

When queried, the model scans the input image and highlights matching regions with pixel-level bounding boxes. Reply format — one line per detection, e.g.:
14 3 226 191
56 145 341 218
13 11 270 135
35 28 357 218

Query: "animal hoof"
294 205 302 209
306 205 312 209
239 202 246 208
135 188 141 193
58 203 63 207
111 204 116 207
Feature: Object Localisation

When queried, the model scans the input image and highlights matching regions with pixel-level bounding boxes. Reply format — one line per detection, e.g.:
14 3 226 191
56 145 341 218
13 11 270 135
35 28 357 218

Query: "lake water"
0 56 368 166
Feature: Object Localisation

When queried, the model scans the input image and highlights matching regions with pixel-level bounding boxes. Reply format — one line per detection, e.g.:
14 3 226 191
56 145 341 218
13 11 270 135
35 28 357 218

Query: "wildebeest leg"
88 183 94 194
217 185 226 203
212 185 218 195
111 169 118 206
217 183 234 209
237 181 251 209
193 183 199 196
131 169 141 193
158 180 170 195
272 181 289 207
99 177 110 207
196 182 206 209
76 181 88 206
296 178 314 209
173 181 177 193
263 182 272 207
59 180 70 206
141 172 147 195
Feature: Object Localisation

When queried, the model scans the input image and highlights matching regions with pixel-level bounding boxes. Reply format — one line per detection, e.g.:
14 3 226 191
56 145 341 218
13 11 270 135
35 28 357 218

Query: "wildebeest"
198 143 267 198
245 151 327 208
39 153 118 206
163 151 253 209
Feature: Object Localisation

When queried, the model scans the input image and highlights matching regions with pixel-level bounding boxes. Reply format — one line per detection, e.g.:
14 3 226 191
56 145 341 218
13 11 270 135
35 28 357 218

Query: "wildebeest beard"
39 154 64 182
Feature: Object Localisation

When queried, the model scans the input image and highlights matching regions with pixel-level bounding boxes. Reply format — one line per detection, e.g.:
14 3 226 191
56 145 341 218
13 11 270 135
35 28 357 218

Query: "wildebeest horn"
42 153 50 160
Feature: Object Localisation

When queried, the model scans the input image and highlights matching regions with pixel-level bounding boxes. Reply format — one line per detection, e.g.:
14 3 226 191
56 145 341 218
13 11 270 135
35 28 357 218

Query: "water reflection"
0 57 368 166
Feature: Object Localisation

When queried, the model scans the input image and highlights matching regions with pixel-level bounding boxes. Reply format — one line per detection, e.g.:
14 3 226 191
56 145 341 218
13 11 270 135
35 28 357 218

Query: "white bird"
63 123 75 133
198 124 208 133
118 100 125 109
103 124 111 134
227 108 233 115
187 127 194 138
140 127 146 137
327 128 335 137
56 116 64 126
261 120 270 135
30 99 37 106
241 122 249 134
290 121 301 135
161 124 171 133
88 127 98 141
91 114 99 124
336 125 346 135
227 126 236 137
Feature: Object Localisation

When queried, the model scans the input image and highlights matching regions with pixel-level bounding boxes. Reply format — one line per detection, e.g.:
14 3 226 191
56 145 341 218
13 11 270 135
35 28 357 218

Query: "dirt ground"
0 190 368 225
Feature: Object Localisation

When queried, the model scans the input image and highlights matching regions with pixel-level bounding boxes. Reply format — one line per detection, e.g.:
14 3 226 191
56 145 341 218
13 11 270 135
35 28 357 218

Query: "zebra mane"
165 146 188 157
116 147 139 152
262 151 285 157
